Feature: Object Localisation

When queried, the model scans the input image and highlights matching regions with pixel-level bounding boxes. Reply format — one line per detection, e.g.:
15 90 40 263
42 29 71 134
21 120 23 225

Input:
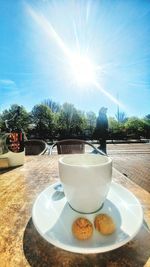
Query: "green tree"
0 104 30 134
115 111 128 123
85 111 96 139
124 117 145 138
57 103 86 138
42 99 61 113
108 117 126 140
109 117 119 130
0 113 3 131
143 114 150 138
31 104 54 139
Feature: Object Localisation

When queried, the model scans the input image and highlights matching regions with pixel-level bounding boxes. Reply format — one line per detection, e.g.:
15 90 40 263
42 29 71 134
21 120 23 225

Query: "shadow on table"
23 218 150 267
0 166 19 174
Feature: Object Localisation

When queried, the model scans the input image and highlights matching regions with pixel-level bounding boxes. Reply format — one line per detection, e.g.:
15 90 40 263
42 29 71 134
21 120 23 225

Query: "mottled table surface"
0 155 150 267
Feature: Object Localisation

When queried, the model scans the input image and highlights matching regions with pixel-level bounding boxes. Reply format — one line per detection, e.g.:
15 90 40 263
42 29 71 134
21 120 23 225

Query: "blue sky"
0 0 150 118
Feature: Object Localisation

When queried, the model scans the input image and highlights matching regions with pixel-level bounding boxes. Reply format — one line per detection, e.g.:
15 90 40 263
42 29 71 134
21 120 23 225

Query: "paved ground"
107 143 150 193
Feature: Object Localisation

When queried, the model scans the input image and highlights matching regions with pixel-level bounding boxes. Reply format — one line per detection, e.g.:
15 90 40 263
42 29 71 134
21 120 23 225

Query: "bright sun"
27 5 124 108
69 53 96 86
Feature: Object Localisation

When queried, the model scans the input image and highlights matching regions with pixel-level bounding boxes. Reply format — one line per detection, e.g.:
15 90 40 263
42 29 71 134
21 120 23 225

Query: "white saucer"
32 182 143 254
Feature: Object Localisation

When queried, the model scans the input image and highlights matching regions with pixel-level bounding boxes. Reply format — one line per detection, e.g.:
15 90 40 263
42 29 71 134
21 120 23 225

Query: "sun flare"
27 4 125 108
68 53 97 86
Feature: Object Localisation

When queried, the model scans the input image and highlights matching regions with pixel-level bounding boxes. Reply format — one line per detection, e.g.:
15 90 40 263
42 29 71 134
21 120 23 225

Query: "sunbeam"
26 4 124 108
27 5 71 58
93 81 125 109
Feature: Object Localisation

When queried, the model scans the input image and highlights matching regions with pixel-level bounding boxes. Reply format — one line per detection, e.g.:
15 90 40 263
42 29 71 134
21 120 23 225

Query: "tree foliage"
115 111 128 123
0 104 30 133
42 99 61 113
31 104 54 139
124 117 146 138
0 101 150 140
57 103 86 138
85 111 96 138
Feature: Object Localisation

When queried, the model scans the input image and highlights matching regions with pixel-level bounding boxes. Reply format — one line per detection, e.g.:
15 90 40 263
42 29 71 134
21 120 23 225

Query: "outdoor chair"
50 139 105 155
24 139 47 155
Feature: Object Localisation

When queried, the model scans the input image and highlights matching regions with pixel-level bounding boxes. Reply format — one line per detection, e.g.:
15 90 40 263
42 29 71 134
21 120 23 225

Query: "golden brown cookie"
72 217 93 240
94 213 116 235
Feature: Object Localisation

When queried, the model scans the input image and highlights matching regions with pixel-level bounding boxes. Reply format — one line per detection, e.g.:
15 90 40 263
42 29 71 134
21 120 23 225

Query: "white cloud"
0 79 15 86
0 79 19 98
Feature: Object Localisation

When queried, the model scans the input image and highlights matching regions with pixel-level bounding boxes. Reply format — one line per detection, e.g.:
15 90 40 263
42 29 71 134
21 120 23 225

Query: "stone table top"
0 155 150 267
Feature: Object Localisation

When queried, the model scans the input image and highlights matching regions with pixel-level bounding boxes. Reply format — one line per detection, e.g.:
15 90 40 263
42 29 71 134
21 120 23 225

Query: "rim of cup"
59 154 112 167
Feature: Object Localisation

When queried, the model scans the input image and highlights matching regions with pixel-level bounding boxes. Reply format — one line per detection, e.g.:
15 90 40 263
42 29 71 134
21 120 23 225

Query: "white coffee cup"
59 154 112 213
